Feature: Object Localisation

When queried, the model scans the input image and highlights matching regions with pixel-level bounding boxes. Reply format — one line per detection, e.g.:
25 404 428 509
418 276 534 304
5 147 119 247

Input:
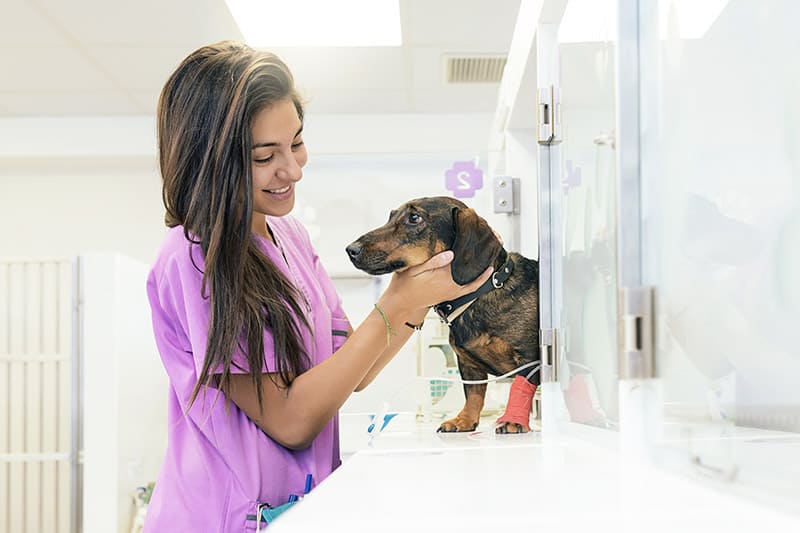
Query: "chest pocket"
330 317 350 354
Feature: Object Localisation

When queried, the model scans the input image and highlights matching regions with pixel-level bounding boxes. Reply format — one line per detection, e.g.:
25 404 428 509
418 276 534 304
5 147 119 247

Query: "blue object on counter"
367 412 398 434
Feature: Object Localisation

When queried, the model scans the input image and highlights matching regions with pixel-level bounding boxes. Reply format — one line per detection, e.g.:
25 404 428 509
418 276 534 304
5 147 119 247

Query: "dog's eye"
407 213 422 225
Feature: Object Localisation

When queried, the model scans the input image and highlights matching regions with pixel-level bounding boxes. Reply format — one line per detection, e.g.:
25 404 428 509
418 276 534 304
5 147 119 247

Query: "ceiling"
0 0 521 117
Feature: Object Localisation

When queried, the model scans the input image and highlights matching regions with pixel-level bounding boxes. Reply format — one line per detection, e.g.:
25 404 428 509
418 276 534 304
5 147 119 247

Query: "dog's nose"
346 242 364 260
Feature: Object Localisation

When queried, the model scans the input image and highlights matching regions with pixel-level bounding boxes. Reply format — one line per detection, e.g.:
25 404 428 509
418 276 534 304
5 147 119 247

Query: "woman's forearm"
232 294 417 449
355 306 428 391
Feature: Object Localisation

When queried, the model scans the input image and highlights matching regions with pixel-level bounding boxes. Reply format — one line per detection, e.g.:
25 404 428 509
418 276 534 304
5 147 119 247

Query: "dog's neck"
492 247 509 273
433 249 514 326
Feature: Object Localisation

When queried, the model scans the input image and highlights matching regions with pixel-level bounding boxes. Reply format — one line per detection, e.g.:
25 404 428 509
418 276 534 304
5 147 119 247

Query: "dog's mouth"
349 254 407 275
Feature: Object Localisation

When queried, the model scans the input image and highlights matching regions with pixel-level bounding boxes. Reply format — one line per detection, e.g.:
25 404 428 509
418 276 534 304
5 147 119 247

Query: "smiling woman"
249 99 308 226
145 40 491 532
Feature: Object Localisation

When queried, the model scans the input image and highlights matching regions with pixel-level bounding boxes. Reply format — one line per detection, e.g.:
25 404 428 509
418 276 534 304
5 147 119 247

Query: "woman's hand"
379 251 492 316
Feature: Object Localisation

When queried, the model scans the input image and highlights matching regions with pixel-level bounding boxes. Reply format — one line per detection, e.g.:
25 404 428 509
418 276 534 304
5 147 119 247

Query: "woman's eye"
253 155 274 164
291 141 304 150
407 213 422 224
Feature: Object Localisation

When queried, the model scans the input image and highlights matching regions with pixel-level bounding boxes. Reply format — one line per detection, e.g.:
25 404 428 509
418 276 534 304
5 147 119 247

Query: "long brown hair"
157 41 310 409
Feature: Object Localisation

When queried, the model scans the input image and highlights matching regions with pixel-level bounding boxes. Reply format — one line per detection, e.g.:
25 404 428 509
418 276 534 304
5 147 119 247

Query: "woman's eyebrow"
252 126 304 149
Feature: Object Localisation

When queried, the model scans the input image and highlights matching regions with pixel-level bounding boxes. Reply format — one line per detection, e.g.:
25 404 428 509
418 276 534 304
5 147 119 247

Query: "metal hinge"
536 86 562 145
618 286 656 379
492 176 520 214
540 328 559 382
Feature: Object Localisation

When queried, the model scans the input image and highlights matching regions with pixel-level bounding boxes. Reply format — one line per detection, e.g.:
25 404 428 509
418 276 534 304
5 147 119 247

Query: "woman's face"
249 98 307 219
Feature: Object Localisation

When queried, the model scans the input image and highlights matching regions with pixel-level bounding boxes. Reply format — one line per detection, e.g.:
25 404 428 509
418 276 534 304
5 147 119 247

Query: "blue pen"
304 474 313 495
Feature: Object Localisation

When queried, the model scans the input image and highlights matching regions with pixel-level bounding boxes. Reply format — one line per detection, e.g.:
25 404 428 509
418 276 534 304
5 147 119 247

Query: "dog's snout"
346 242 364 260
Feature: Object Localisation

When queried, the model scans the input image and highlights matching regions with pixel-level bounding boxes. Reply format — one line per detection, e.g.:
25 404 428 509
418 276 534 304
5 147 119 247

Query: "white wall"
1 158 166 265
81 253 167 533
1 112 501 423
0 113 494 265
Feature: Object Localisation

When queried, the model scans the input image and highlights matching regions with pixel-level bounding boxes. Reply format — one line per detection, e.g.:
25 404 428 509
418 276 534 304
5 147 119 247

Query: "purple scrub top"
144 215 348 532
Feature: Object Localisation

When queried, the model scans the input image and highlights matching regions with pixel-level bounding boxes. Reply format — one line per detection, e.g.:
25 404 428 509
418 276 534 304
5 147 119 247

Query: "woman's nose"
277 154 303 181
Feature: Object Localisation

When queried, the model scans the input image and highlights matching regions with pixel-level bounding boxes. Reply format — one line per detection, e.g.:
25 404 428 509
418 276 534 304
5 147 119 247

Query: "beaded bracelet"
373 303 395 346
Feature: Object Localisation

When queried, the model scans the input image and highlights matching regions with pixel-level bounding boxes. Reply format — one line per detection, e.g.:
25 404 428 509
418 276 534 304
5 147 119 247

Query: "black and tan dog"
346 196 539 434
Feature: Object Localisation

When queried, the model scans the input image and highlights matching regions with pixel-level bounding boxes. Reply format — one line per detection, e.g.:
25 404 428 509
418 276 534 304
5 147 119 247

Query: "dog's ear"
450 207 502 285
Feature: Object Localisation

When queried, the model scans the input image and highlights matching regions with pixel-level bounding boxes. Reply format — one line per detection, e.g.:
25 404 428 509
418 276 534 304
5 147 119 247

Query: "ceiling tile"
0 46 117 91
404 0 520 48
88 46 200 91
0 91 142 116
0 0 523 117
34 0 242 46
272 47 408 91
0 0 68 46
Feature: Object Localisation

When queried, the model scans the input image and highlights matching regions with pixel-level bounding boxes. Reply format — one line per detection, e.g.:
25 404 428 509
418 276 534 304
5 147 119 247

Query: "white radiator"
0 258 79 533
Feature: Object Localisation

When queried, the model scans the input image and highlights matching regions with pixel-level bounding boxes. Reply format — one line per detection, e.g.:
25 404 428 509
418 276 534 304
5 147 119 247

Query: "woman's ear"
450 207 503 285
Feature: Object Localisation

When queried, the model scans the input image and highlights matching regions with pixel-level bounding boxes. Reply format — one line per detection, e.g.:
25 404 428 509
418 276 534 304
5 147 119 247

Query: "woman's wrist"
375 290 422 328
374 292 406 325
372 297 426 346
403 306 428 331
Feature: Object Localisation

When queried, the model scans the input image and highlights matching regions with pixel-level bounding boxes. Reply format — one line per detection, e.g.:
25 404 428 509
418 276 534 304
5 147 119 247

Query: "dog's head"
346 196 503 285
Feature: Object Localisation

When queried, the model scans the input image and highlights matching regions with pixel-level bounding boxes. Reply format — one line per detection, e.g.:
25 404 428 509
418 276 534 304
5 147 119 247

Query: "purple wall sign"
445 161 483 198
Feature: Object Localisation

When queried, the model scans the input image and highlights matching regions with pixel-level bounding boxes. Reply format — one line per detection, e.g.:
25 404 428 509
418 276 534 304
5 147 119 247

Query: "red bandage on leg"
496 375 537 431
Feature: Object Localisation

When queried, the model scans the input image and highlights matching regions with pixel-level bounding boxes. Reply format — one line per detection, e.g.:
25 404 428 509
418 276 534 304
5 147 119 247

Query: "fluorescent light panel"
558 0 729 43
224 0 402 47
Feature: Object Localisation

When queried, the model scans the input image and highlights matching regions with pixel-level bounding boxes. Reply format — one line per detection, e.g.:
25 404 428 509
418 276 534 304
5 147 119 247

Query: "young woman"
144 41 491 531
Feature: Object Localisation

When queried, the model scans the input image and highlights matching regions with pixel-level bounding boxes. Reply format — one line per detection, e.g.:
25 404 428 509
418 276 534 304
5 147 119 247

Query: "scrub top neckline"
256 216 313 315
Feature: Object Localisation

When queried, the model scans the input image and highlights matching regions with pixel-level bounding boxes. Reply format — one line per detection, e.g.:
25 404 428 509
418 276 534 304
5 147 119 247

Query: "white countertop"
269 413 800 532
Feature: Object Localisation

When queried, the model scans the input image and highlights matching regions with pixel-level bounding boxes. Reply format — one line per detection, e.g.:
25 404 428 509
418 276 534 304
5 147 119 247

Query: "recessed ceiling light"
224 0 402 47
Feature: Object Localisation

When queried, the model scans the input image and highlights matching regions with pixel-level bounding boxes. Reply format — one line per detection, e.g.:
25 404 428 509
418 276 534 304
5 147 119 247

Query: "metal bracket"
492 176 520 214
618 286 656 379
540 328 558 383
536 86 562 145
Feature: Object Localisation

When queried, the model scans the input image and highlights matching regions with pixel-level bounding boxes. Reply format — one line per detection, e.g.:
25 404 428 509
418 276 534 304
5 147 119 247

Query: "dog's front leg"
437 357 487 433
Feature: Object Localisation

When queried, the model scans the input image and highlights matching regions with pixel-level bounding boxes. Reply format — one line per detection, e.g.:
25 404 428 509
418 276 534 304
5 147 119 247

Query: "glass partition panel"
638 0 800 507
557 2 619 428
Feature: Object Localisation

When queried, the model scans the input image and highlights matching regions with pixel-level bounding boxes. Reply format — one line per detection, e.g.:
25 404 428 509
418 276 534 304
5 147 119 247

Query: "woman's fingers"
406 250 454 277
390 253 495 310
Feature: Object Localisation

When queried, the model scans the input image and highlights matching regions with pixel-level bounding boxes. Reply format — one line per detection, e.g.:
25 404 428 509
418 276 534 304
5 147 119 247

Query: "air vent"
445 55 507 83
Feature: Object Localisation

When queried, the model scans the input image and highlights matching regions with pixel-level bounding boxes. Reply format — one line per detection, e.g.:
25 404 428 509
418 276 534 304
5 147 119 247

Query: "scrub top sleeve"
159 249 277 378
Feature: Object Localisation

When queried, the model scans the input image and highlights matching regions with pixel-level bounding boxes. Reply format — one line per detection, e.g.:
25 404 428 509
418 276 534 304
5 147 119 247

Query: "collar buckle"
491 271 504 289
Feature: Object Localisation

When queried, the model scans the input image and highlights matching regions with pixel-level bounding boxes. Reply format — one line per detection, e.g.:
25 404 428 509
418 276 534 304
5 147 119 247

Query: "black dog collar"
433 254 514 325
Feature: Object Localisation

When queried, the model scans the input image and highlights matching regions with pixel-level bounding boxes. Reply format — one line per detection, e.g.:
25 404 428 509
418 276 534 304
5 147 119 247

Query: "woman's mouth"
264 184 292 199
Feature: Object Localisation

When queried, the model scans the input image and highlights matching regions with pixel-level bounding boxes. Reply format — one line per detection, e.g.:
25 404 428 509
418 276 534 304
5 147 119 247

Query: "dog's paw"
495 421 529 434
437 415 479 433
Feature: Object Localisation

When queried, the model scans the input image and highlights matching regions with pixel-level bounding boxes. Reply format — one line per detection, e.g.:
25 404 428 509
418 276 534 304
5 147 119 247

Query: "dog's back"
447 252 539 384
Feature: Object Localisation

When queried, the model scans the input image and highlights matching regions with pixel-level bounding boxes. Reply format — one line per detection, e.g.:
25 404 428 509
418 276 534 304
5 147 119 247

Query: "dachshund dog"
346 196 539 434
